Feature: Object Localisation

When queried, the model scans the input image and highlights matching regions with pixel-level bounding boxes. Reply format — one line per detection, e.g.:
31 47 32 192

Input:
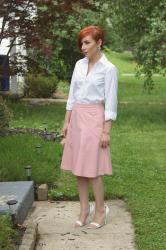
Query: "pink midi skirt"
60 102 113 177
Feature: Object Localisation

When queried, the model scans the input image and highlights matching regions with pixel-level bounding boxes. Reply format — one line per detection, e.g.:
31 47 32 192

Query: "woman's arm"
100 66 118 148
66 62 77 112
103 65 118 134
62 62 77 137
103 120 112 134
64 110 72 124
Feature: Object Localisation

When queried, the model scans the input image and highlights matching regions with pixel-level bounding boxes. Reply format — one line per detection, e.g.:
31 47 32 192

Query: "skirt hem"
61 167 113 178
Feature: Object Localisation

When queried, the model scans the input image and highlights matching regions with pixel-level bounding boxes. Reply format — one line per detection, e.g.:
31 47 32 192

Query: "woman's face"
81 34 102 58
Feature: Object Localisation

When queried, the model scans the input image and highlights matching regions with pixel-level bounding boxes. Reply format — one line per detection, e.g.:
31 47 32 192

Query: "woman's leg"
75 176 90 225
88 176 106 226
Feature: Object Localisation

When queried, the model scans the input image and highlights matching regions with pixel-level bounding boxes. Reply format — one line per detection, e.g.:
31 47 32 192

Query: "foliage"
27 2 113 81
0 96 13 129
109 0 166 91
24 73 58 98
1 0 165 92
0 214 17 250
0 0 99 78
0 0 36 76
134 4 166 91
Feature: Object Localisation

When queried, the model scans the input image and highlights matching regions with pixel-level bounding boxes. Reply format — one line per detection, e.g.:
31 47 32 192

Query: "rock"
37 184 48 201
52 92 65 99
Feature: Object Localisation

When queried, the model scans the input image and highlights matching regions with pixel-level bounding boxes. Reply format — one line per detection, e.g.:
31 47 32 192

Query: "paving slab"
0 181 34 224
25 199 136 250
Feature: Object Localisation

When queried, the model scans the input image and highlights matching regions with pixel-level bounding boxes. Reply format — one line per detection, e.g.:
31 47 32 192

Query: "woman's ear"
97 38 102 48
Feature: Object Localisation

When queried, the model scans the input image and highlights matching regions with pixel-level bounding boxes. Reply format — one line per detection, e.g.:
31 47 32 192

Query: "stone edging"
0 128 63 141
20 98 166 106
18 221 38 250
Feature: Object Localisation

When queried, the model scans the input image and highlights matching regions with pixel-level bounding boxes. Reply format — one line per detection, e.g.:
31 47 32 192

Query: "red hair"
77 25 105 51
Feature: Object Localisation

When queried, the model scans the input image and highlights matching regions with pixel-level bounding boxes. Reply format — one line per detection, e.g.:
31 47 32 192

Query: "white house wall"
0 1 36 94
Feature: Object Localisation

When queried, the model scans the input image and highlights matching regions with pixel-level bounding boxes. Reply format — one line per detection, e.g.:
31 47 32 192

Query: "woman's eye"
85 41 90 44
82 41 90 45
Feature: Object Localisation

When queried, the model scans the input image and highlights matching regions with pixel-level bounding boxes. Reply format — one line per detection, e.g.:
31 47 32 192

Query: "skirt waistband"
73 102 104 109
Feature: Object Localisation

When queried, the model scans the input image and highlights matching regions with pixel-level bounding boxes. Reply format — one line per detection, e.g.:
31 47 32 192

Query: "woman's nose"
81 44 86 51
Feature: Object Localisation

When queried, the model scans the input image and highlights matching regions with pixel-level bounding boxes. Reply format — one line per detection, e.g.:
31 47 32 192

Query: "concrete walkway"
25 199 136 250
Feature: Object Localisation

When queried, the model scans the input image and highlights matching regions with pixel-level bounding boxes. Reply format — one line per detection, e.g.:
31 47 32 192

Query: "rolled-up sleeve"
104 66 118 121
66 62 77 110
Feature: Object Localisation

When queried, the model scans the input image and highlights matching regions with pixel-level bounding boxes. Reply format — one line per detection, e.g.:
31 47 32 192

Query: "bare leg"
88 176 106 227
75 176 90 226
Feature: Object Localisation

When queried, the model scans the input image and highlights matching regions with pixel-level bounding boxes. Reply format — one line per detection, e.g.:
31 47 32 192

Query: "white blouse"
66 52 118 121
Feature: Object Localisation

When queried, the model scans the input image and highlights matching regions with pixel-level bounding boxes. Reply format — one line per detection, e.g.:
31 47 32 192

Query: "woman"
60 25 118 229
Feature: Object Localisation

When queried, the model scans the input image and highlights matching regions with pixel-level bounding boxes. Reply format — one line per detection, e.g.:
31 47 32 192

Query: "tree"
25 1 112 81
109 0 166 91
0 0 99 79
0 0 37 77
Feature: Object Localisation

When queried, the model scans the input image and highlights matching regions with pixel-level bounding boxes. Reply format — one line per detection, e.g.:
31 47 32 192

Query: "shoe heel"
104 205 110 224
90 203 94 214
87 203 95 223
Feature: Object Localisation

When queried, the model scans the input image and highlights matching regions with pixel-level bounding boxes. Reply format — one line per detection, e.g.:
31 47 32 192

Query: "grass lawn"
105 50 137 74
0 49 166 250
0 214 21 249
0 133 61 183
1 100 165 250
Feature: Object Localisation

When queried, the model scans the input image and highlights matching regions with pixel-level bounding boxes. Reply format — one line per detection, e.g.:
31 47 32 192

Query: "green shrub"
24 73 58 98
0 96 12 129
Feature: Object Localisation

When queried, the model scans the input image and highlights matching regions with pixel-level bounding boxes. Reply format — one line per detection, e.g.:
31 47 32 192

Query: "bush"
0 96 12 129
24 73 58 98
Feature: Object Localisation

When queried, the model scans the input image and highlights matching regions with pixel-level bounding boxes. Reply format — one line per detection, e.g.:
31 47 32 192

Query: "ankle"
95 206 105 214
80 206 90 215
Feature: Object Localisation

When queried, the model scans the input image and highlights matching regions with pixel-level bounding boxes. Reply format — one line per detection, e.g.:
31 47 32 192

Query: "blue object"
0 55 10 91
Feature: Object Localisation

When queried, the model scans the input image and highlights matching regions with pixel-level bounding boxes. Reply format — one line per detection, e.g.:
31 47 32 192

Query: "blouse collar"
83 52 107 65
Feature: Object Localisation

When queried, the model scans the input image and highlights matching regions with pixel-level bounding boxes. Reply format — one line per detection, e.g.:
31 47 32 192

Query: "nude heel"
87 202 95 223
74 203 95 227
87 204 110 229
104 204 110 224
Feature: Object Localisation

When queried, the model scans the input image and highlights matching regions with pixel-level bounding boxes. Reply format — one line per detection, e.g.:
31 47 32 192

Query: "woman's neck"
88 51 103 64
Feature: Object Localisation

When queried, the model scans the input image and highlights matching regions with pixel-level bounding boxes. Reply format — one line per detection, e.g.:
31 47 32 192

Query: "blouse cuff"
66 101 74 110
104 110 117 121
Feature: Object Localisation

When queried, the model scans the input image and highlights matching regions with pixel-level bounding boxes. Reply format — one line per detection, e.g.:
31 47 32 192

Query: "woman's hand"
62 110 72 137
99 131 110 148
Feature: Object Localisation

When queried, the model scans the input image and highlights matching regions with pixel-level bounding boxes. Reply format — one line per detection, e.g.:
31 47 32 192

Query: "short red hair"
77 25 105 51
